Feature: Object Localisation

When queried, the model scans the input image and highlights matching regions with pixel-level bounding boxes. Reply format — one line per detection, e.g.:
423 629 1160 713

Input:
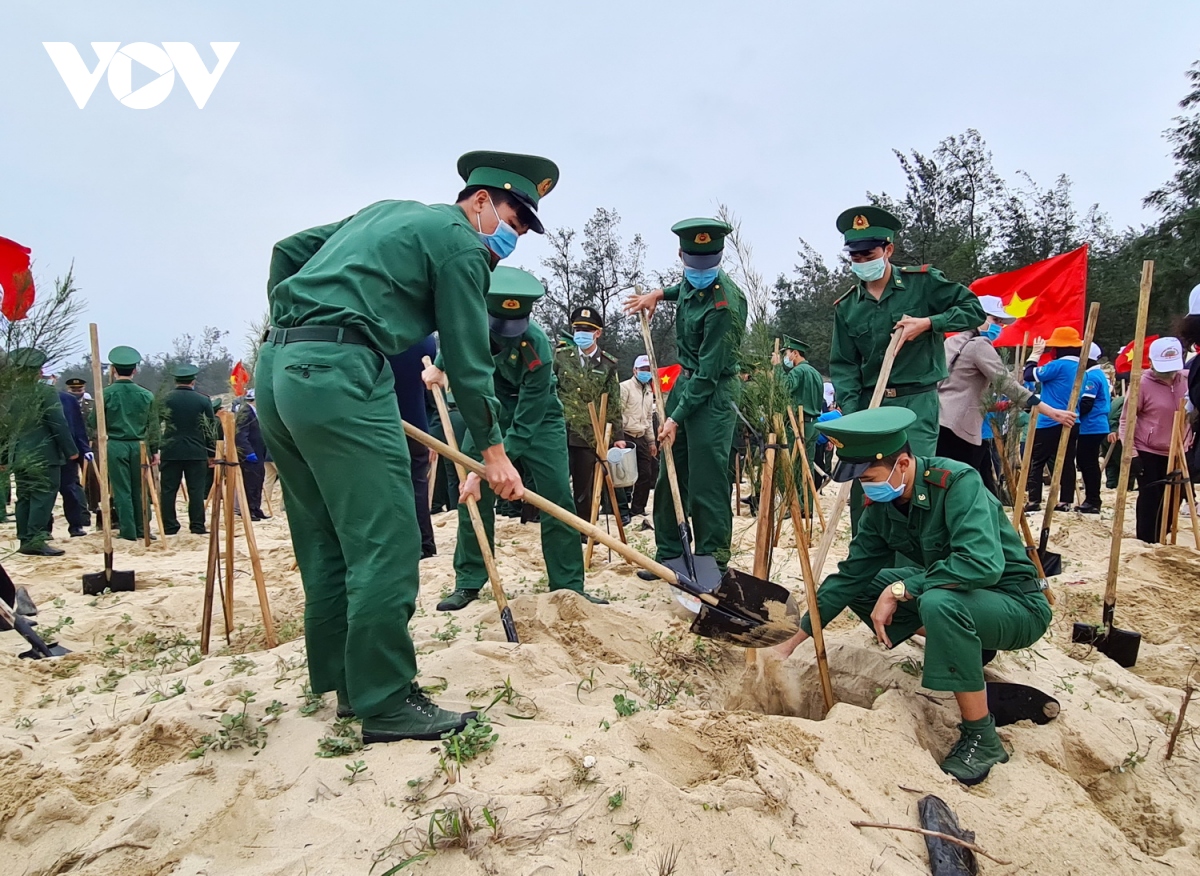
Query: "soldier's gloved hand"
481 444 524 501
421 364 447 390
246 453 259 463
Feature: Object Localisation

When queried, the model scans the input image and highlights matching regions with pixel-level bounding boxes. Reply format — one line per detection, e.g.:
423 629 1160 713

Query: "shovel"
82 323 135 596
1073 261 1154 668
404 422 801 648
638 311 722 594
424 357 518 643
0 596 70 659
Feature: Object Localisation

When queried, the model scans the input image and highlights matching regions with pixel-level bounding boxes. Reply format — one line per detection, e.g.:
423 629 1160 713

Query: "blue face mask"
982 323 1002 343
850 256 887 282
684 267 719 289
475 196 519 260
573 330 596 349
636 370 652 384
860 460 904 503
783 356 796 370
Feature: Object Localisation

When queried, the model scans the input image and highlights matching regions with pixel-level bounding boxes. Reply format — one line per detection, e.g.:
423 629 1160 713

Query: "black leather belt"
264 326 375 349
877 382 937 399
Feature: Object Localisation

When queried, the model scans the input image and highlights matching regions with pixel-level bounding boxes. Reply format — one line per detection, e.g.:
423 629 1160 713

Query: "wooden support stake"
747 432 777 667
1105 261 1154 632
200 443 232 654
850 822 1010 866
231 444 277 649
584 397 611 568
220 412 238 628
789 406 827 535
1173 405 1200 550
142 443 166 542
993 431 1056 605
140 442 151 547
1162 405 1183 545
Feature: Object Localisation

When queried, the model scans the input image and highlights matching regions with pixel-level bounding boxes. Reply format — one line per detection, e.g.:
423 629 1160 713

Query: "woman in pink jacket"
1120 337 1193 543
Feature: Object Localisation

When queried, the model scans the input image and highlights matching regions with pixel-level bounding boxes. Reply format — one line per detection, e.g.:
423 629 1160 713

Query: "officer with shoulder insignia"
554 304 626 522
830 207 986 452
159 363 217 535
772 407 1052 785
9 348 78 555
772 335 824 514
624 218 748 575
262 150 552 744
103 346 161 541
428 267 606 610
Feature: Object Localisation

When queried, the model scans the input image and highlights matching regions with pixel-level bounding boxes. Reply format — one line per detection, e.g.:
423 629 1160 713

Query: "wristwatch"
890 581 908 601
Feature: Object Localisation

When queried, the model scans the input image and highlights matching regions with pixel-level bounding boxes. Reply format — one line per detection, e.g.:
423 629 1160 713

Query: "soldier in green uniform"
259 151 553 743
830 207 985 529
772 407 1051 784
103 346 161 541
159 363 217 535
554 304 627 523
773 335 824 515
429 268 605 611
624 219 748 574
9 349 78 555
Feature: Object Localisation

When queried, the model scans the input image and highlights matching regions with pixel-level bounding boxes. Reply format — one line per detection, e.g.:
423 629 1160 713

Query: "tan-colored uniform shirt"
620 376 655 437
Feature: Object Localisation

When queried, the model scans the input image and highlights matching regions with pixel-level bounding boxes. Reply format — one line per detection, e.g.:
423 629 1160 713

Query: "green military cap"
9 347 48 369
173 362 199 380
486 266 545 337
819 407 917 482
836 206 902 253
457 151 560 234
782 336 809 355
212 397 224 411
108 345 142 368
671 218 732 257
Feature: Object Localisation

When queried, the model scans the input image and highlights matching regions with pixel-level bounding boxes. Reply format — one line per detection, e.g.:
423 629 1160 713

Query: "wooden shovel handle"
639 311 687 528
403 421 709 601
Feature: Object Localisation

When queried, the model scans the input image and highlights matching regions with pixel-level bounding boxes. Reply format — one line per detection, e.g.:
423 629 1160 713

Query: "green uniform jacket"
13 382 77 467
829 265 985 414
776 361 824 419
267 200 503 450
661 269 748 425
161 386 218 461
103 380 160 450
553 342 620 448
492 324 563 459
1107 395 1124 433
801 457 1041 636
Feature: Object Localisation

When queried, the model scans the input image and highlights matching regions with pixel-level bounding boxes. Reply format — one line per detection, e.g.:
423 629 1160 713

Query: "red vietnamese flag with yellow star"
969 245 1088 347
658 363 683 393
0 236 36 322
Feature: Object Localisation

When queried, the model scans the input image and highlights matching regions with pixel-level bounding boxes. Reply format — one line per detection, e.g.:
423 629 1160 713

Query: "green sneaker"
436 590 479 611
940 715 1009 785
361 687 477 744
336 690 354 719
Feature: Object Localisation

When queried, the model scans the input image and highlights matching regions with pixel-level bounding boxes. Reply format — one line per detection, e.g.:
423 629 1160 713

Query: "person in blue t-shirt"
1075 343 1114 513
1022 326 1085 512
813 408 842 488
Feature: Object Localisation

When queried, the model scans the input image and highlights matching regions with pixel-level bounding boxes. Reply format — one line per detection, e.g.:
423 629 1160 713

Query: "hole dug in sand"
723 638 900 720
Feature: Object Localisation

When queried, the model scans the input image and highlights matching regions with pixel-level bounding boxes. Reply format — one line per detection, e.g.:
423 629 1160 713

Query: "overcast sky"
2 1 1197 364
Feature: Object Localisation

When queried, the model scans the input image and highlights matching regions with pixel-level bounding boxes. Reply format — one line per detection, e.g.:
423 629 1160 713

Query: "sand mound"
2 493 1199 874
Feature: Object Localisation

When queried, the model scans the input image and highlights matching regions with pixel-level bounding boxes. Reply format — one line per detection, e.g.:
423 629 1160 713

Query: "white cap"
823 381 835 406
1190 283 1200 316
246 388 256 400
1149 337 1184 372
978 295 1016 324
634 355 650 369
1088 343 1102 361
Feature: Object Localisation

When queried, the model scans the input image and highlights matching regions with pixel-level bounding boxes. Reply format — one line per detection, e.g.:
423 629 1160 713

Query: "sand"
1 485 1199 876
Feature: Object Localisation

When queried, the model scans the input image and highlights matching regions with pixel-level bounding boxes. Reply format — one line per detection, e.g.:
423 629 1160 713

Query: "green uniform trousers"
850 389 940 533
108 439 146 540
453 413 585 593
838 565 1051 691
653 378 737 568
255 341 418 720
160 459 209 534
15 464 60 546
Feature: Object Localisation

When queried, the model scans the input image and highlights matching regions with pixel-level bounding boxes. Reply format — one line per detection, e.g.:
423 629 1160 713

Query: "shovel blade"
690 568 801 648
499 606 519 644
1071 622 1141 668
664 554 722 595
1037 549 1063 578
986 681 1060 726
13 615 71 659
82 570 135 596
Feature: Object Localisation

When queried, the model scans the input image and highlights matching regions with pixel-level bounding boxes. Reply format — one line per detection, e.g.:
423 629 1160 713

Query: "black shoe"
437 590 479 611
18 544 65 557
190 527 209 535
1105 481 1118 490
636 569 660 581
420 547 437 560
1023 502 1040 513
639 519 653 531
1054 502 1071 512
336 690 355 719
1075 502 1101 514
620 514 631 525
68 527 87 537
251 512 271 521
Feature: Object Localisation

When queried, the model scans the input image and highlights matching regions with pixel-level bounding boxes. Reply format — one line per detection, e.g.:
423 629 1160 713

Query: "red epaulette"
519 340 542 371
923 467 952 489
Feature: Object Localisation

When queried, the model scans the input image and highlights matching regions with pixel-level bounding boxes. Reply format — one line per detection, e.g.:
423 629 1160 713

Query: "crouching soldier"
772 407 1051 785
